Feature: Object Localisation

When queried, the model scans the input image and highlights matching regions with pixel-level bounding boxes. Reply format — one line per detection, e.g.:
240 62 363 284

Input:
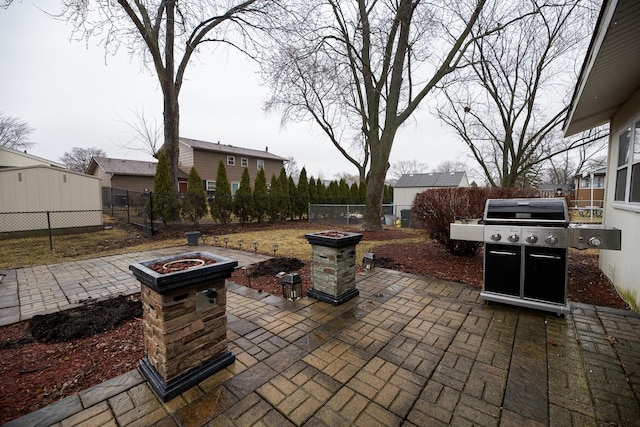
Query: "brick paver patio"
2 248 639 426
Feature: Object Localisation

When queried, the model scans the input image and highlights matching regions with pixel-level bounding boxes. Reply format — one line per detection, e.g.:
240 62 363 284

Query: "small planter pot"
185 231 200 246
305 230 363 305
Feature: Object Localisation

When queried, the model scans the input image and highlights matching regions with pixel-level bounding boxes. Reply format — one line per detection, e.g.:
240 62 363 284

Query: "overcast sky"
1 1 470 181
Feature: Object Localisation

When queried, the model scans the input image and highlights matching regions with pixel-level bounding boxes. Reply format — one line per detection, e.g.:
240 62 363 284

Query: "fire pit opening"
147 255 216 274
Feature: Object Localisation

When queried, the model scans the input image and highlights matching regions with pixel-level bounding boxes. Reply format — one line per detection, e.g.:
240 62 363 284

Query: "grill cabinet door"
523 247 566 304
484 244 521 296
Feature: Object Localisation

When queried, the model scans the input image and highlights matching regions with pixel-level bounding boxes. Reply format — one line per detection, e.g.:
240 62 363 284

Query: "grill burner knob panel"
508 233 519 243
490 233 502 242
545 235 558 246
525 234 538 244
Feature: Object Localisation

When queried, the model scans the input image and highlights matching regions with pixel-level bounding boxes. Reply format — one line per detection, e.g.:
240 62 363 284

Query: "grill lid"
483 198 569 225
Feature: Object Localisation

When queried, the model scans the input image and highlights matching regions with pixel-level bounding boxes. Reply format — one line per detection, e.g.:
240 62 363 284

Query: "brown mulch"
0 238 629 424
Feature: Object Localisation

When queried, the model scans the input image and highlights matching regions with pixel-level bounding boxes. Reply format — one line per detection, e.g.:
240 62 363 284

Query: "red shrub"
411 187 540 256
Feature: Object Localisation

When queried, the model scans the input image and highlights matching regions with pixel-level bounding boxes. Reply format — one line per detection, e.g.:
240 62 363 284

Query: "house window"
580 175 604 189
257 159 264 170
241 157 248 167
632 120 640 202
594 175 605 188
205 180 216 192
231 182 240 196
615 120 640 203
227 156 235 166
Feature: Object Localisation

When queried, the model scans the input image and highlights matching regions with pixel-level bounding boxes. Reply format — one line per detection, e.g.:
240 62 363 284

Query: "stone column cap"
129 251 238 293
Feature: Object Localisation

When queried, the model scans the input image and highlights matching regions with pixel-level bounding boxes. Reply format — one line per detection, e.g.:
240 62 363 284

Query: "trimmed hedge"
411 187 541 256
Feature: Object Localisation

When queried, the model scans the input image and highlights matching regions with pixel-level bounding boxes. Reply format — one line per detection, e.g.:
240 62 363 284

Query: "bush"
182 167 208 225
411 187 541 256
153 151 180 225
210 161 233 224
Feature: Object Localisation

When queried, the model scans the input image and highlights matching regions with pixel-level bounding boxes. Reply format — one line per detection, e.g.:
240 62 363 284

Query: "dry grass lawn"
0 223 422 270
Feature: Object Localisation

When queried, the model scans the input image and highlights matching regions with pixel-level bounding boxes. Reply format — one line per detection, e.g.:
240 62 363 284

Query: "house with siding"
87 139 286 196
573 167 607 208
178 138 286 195
86 157 161 193
563 0 640 311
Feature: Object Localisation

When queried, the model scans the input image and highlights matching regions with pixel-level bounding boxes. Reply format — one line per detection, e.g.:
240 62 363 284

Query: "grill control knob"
490 233 502 241
545 235 558 246
525 234 538 244
588 236 603 247
507 233 519 243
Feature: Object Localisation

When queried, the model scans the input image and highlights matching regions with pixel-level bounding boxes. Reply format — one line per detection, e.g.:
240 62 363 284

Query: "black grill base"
480 291 569 315
482 243 569 315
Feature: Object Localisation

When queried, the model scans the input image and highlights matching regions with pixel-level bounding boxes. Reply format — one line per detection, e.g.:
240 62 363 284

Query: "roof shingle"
395 172 466 188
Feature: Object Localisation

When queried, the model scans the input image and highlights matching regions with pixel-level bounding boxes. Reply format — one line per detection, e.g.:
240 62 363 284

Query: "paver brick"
60 402 112 427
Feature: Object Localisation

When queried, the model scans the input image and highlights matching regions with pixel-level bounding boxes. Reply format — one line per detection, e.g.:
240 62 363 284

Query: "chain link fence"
101 187 151 230
1 188 405 250
0 210 105 250
308 204 395 226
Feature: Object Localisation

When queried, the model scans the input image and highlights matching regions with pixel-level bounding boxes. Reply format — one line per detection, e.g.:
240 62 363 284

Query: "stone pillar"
129 251 237 402
305 231 363 305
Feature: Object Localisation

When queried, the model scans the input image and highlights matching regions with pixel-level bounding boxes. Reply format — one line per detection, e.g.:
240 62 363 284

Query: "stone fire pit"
305 230 363 305
129 251 237 401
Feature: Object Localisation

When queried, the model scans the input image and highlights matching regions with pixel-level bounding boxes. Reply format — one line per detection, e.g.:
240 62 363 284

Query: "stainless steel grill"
451 198 621 315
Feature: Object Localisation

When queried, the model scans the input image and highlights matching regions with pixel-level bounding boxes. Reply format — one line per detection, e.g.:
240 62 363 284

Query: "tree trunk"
163 93 180 188
163 0 180 189
363 134 394 231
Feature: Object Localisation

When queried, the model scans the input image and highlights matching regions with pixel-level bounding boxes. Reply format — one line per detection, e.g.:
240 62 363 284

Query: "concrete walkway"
1 248 640 426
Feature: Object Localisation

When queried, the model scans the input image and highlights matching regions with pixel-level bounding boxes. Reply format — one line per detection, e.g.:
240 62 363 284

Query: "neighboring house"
539 183 574 199
393 171 469 215
0 150 101 232
572 167 607 208
178 137 286 195
86 157 160 193
564 0 640 310
0 146 66 169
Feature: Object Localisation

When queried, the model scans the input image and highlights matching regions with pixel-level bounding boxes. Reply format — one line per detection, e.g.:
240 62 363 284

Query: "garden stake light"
272 243 278 256
238 239 243 249
223 237 229 247
281 273 302 301
243 265 254 288
253 241 259 253
363 252 375 270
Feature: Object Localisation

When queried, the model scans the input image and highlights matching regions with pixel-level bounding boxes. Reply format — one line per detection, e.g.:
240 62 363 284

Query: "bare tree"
433 160 468 173
543 133 607 184
436 0 605 187
262 0 526 230
285 156 300 179
60 147 107 172
54 0 278 187
388 160 429 181
117 107 163 158
0 113 35 151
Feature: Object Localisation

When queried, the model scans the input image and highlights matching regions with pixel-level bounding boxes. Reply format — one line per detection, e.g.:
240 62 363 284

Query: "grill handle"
489 250 517 256
529 254 562 260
